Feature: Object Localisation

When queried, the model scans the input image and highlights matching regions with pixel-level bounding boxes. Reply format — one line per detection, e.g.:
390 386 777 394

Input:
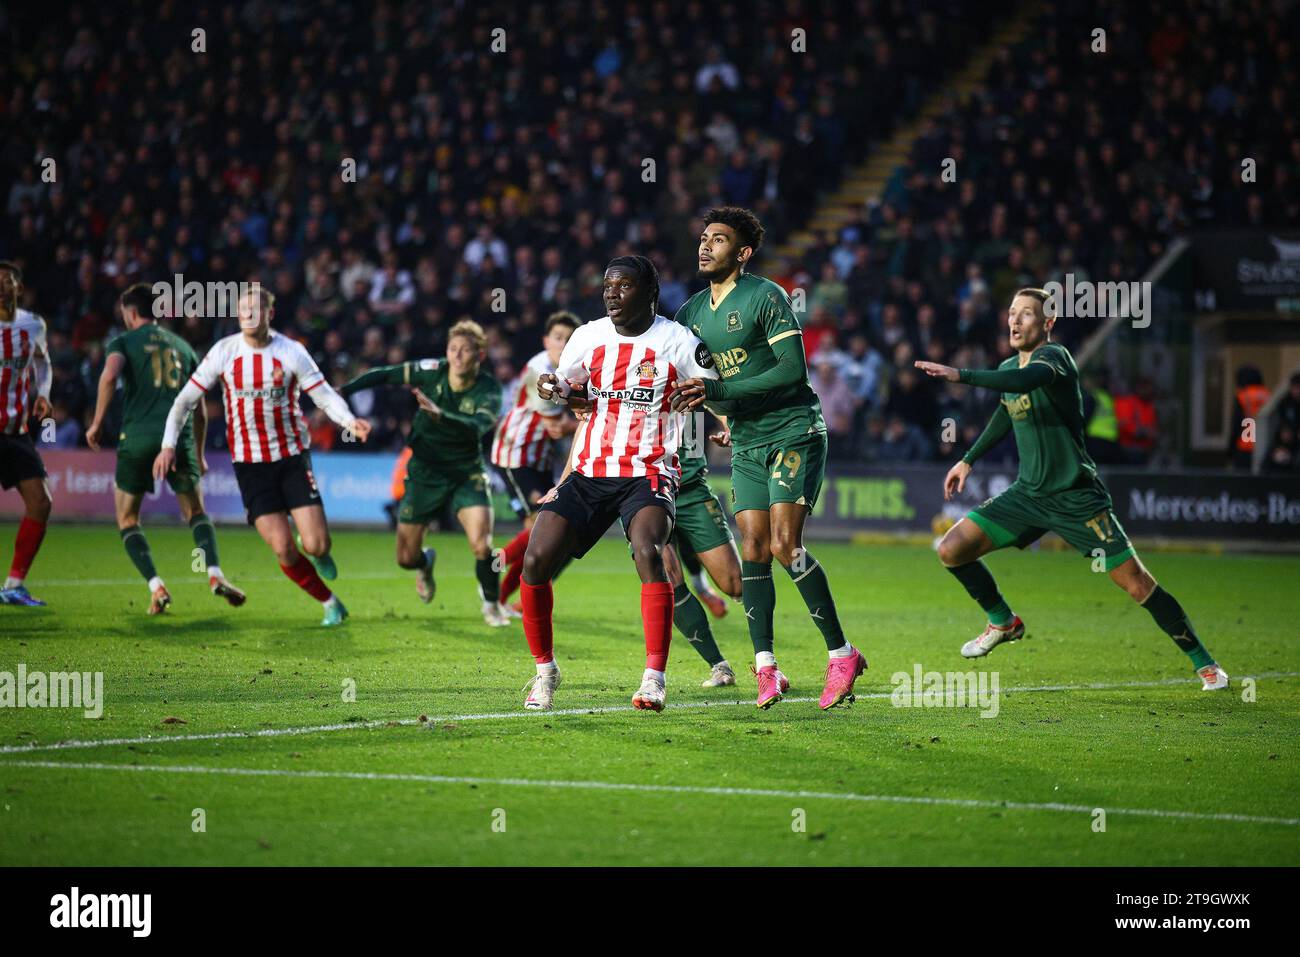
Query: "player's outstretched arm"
916 360 1053 394
307 379 367 439
86 351 126 450
340 362 411 397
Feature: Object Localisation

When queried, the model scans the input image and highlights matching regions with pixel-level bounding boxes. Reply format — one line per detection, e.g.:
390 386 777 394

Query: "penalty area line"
0 671 1296 756
2 758 1297 827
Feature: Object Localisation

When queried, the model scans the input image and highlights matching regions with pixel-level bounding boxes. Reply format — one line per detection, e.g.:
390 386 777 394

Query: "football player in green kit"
916 288 1229 691
671 207 867 711
86 283 245 615
341 319 510 627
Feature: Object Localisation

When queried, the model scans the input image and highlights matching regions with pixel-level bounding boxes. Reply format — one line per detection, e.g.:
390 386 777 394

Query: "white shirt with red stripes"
557 314 717 483
491 349 564 470
0 309 51 437
162 330 356 464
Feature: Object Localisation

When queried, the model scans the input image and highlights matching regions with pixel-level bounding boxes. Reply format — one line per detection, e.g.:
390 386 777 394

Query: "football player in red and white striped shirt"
0 261 53 607
155 287 371 626
519 256 718 712
490 311 580 611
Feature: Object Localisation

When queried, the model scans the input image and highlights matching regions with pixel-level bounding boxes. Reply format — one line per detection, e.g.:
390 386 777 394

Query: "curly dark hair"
702 206 765 255
605 255 660 316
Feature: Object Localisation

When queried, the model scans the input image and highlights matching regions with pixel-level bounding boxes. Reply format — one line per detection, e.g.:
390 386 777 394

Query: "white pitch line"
1 671 1296 756
3 759 1296 827
29 568 614 587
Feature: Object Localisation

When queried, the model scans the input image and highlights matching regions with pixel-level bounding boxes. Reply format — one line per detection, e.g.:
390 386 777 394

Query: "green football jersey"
674 273 825 452
348 359 501 475
999 342 1100 495
107 323 198 445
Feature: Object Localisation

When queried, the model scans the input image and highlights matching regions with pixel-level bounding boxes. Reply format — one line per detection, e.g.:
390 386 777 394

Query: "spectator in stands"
810 353 859 462
874 414 932 463
1115 377 1159 465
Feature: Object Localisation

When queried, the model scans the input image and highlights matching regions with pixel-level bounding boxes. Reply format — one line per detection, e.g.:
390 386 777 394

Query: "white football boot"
1198 664 1230 691
702 661 736 688
960 616 1025 658
481 599 511 627
632 671 667 712
524 668 561 710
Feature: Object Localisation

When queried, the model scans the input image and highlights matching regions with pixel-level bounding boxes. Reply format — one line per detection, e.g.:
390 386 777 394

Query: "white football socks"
755 651 776 669
828 642 855 659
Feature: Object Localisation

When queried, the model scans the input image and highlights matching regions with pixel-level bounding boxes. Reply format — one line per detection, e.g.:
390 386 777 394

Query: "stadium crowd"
2 0 1296 469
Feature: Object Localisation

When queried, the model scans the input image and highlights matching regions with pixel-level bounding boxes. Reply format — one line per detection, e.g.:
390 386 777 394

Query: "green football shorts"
672 477 734 554
116 433 200 496
968 480 1135 570
398 462 491 526
730 430 828 514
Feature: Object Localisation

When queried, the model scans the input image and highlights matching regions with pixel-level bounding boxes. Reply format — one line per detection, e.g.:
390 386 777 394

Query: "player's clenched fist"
536 372 565 402
670 377 708 412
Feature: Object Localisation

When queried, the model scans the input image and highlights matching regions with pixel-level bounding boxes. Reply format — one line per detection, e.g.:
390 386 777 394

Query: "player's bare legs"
519 509 578 710
288 501 337 583
395 520 438 604
937 517 1025 657
664 543 735 687
256 508 343 625
1109 555 1228 690
458 504 509 626
694 542 742 600
626 505 674 711
2 476 52 605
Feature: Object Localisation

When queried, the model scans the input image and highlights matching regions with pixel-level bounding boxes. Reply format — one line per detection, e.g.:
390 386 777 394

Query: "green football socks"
120 526 157 582
946 560 1014 626
673 582 724 666
1143 585 1215 670
741 560 776 655
781 550 847 652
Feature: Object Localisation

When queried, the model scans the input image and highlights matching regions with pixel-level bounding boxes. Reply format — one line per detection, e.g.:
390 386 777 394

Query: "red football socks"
520 580 554 663
281 554 332 603
497 529 530 603
9 516 47 580
641 581 673 671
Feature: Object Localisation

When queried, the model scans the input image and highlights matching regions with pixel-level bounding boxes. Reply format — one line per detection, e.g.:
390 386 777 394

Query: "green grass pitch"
1 522 1297 866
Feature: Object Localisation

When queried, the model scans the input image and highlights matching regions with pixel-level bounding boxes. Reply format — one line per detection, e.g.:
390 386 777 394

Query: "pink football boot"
819 647 867 710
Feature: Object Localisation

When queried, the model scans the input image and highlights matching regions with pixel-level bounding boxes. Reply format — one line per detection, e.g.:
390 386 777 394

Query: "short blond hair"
449 318 487 352
1014 287 1055 320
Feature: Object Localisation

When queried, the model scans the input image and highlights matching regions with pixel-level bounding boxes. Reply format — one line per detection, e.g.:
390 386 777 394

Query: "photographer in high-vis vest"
1230 365 1270 470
